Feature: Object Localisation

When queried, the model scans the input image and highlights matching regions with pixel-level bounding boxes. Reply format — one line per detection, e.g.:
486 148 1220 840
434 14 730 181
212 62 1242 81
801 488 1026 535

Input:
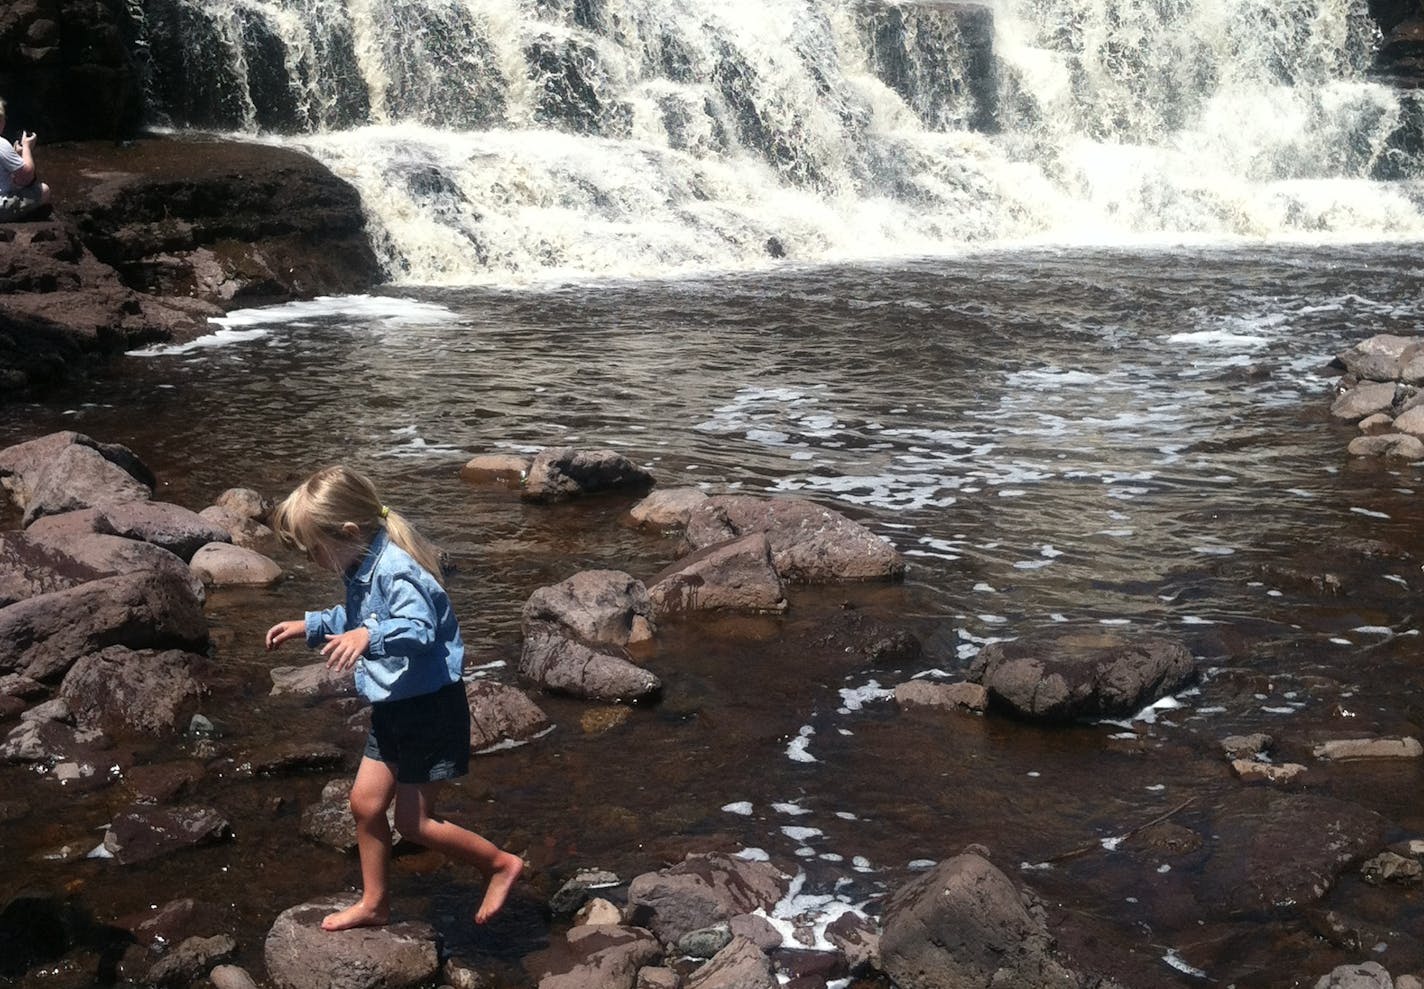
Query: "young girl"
264 465 522 932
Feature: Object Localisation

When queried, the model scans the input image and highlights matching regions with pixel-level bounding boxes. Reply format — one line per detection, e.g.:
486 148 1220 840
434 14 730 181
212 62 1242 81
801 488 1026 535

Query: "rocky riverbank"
0 136 379 398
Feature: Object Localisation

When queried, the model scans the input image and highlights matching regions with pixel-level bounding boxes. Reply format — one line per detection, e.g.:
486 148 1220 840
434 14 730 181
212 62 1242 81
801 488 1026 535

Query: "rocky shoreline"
0 136 379 397
5 423 1424 988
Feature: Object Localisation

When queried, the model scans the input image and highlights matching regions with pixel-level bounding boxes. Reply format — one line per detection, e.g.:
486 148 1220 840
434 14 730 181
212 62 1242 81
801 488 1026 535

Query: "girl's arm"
304 603 348 647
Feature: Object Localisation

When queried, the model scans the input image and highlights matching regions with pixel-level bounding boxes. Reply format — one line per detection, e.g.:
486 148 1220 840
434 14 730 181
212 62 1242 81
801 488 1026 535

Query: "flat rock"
627 852 788 946
99 501 231 561
1347 433 1424 459
1221 733 1273 760
264 896 439 989
0 531 106 607
103 804 233 865
522 447 655 503
1313 736 1423 760
61 646 208 736
241 741 345 776
1231 759 1306 784
684 495 903 583
466 680 550 752
648 533 786 616
1334 334 1420 381
190 542 283 586
22 527 206 603
629 487 709 529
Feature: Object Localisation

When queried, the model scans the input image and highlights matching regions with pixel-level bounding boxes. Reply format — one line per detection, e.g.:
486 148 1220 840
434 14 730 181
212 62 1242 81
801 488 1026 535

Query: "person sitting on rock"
0 97 52 221
264 464 524 932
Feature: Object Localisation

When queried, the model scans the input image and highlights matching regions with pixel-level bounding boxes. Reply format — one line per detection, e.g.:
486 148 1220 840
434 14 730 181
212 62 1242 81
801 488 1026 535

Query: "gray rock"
199 505 277 551
1331 382 1403 422
190 542 283 586
880 852 1080 989
519 623 661 703
241 741 346 776
522 447 655 503
0 718 102 765
629 487 709 529
103 805 233 865
894 681 988 713
970 629 1194 722
676 923 733 958
1358 412 1396 435
684 495 903 583
22 442 153 526
0 432 153 512
467 680 550 752
270 662 357 699
61 647 207 736
0 531 105 607
684 937 777 989
627 852 788 946
1335 334 1418 381
99 501 232 561
144 934 237 988
25 526 206 604
1313 961 1395 989
1347 433 1424 459
0 673 45 699
459 454 530 484
648 534 786 616
265 896 440 989
523 570 656 648
301 794 360 853
537 924 663 989
21 697 72 723
0 569 208 682
1394 405 1424 437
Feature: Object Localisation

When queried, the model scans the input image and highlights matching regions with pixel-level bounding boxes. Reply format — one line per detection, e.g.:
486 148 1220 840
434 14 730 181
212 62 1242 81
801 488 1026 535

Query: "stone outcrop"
520 571 661 703
102 805 233 865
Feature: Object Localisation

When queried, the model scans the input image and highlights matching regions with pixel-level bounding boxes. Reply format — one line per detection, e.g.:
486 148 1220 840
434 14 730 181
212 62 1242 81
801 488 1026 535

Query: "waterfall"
135 0 1424 284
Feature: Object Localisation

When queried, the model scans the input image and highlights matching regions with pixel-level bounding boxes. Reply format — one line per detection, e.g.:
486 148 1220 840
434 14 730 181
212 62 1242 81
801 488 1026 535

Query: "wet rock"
0 717 102 765
0 432 153 511
1314 737 1423 760
199 505 277 551
575 898 624 926
0 889 81 978
124 761 205 804
729 913 784 953
1362 851 1422 885
522 447 655 503
1221 733 1273 760
580 706 631 734
630 487 709 529
442 959 488 989
824 912 878 972
773 947 845 983
684 495 904 583
551 869 623 916
0 531 103 607
460 453 530 484
22 697 72 723
648 533 787 616
1230 759 1306 784
537 924 663 989
969 629 1195 722
190 542 283 586
103 805 233 865
626 852 789 946
520 623 661 703
211 966 262 989
265 896 440 989
894 680 988 713
241 741 345 776
0 568 207 682
61 646 207 736
1331 381 1404 422
1358 412 1395 435
145 933 237 988
270 662 357 699
0 799 31 823
97 501 232 561
814 610 923 666
24 528 207 604
677 923 733 958
524 570 656 647
467 680 551 752
1196 789 1388 917
1347 433 1424 459
1313 962 1394 989
685 937 777 989
880 851 1080 989
21 442 153 526
1334 334 1422 382
214 488 272 522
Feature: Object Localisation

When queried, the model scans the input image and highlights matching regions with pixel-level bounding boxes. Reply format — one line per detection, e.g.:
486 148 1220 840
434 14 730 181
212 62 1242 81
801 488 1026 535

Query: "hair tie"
379 505 390 519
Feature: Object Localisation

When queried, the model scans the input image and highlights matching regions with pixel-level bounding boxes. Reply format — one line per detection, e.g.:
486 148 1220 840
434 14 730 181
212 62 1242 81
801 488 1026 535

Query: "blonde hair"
270 465 445 581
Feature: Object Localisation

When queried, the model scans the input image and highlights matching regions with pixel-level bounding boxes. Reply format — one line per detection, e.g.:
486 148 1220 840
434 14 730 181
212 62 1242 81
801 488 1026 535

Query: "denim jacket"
304 530 464 703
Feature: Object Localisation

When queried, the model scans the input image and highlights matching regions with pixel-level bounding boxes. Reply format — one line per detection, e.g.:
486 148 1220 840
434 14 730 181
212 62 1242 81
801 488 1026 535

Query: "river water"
3 244 1424 986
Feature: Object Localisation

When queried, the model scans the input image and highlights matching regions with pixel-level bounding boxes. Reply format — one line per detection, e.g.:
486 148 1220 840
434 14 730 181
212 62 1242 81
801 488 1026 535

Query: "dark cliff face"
0 0 143 141
1371 0 1424 87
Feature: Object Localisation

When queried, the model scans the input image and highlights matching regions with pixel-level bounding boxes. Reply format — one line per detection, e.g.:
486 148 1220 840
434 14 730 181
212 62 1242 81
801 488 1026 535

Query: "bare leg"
393 783 523 924
322 757 398 931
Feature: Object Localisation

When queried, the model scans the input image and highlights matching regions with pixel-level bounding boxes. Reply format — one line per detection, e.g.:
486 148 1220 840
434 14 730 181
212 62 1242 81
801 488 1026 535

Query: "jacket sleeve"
304 604 348 646
361 573 439 659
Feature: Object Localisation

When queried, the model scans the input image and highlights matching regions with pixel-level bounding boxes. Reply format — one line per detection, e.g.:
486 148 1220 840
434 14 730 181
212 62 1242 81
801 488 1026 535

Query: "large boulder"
1333 334 1423 381
0 432 149 506
95 501 231 561
879 852 1080 989
684 495 904 583
20 442 153 526
61 646 208 737
536 925 663 989
22 528 206 604
264 897 440 989
0 568 208 681
0 531 103 607
1194 789 1388 917
647 533 787 616
1330 382 1404 422
523 571 656 647
969 630 1196 722
626 853 789 946
684 937 777 989
466 680 551 752
521 447 655 503
190 543 283 586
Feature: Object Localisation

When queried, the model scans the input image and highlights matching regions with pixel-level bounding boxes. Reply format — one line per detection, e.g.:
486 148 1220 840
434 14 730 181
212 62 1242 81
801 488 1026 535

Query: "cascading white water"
139 0 1424 284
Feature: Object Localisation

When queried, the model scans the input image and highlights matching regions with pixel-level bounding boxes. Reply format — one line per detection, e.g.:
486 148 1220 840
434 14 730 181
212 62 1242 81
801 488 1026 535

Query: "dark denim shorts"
364 681 471 784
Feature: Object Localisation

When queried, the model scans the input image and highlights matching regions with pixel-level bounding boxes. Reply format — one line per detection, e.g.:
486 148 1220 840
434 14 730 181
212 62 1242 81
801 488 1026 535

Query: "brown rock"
1230 759 1306 784
626 852 788 945
1331 382 1402 422
1313 736 1423 760
466 680 550 752
460 454 529 484
21 442 152 526
537 925 663 989
190 542 283 586
99 501 231 561
103 805 233 865
523 570 656 647
519 623 661 703
61 646 207 736
894 680 988 713
265 896 439 989
630 488 709 529
649 533 786 616
685 937 776 989
1347 433 1424 459
522 447 655 503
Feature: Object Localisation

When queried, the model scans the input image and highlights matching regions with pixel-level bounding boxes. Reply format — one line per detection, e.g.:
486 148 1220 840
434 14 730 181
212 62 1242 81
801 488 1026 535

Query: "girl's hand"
321 627 370 672
265 620 305 651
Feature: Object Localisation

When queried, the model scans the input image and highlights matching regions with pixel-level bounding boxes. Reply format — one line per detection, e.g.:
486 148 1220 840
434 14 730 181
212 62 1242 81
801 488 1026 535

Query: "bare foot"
474 853 523 924
321 900 389 931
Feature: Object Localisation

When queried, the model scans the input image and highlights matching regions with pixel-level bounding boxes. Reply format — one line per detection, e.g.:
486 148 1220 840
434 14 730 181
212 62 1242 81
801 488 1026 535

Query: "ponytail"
382 508 446 584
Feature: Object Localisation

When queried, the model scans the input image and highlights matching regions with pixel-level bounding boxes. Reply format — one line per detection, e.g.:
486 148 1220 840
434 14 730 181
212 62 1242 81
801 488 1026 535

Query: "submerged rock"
269 662 356 699
264 897 439 989
894 680 988 713
1313 736 1423 760
103 805 233 865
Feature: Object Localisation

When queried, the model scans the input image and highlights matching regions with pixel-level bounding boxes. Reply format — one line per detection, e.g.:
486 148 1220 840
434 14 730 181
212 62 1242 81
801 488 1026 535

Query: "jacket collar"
347 529 388 586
